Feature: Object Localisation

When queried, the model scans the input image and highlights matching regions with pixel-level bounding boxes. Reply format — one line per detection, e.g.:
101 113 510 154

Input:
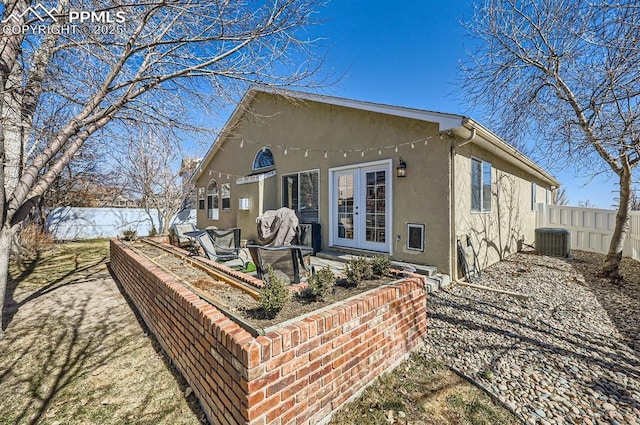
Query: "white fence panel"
537 203 640 261
45 207 196 240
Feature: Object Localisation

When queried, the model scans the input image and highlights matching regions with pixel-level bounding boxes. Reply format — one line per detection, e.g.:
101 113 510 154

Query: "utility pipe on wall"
449 126 477 279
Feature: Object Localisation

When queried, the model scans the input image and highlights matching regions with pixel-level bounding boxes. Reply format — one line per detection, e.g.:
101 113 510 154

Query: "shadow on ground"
0 241 204 425
566 251 640 356
426 250 640 421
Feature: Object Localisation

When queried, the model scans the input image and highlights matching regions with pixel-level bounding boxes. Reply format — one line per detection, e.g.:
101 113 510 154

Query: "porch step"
424 273 451 294
315 251 450 293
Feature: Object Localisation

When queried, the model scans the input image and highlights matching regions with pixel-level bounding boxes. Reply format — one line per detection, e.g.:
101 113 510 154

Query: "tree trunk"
603 169 632 279
0 226 13 339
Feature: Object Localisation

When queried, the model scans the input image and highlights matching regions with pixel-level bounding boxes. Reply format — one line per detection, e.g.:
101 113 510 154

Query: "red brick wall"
110 239 427 425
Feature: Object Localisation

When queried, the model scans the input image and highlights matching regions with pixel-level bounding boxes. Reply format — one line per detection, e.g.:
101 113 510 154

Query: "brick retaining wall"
110 239 427 424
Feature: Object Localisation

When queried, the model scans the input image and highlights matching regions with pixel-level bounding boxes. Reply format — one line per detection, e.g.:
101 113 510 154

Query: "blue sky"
291 0 617 208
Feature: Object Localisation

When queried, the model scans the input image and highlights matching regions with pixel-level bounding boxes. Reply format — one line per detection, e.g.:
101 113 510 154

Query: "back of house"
191 87 559 279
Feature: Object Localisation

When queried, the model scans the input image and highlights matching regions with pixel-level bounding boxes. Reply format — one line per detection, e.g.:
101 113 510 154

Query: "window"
253 148 275 170
198 187 205 210
545 188 550 205
531 182 537 210
282 169 319 222
471 158 492 212
221 183 231 210
207 180 219 219
407 223 425 251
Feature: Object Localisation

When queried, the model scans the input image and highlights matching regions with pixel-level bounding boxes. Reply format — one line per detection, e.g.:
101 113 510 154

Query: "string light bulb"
324 150 328 159
361 150 365 157
240 140 244 148
411 142 415 149
284 146 288 155
395 145 398 153
304 149 308 157
218 172 221 178
378 148 382 155
343 150 347 158
262 146 266 153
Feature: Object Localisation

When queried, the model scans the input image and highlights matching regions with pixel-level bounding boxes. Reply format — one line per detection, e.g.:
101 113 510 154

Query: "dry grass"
0 239 203 425
330 352 521 425
1 239 522 425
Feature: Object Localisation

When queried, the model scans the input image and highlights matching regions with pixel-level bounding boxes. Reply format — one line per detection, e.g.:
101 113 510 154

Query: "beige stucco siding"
453 142 553 275
196 92 452 271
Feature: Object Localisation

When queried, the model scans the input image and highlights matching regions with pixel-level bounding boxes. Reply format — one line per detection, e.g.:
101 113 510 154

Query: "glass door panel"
362 168 387 250
332 163 389 252
334 170 358 248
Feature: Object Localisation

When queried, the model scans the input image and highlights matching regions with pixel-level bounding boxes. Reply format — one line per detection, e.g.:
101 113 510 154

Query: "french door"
331 161 391 253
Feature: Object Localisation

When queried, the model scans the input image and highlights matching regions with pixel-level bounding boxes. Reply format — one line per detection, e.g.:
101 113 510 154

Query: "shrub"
370 255 391 277
343 256 373 286
307 265 336 300
168 227 178 245
15 222 54 257
259 266 290 316
122 229 137 241
148 226 158 237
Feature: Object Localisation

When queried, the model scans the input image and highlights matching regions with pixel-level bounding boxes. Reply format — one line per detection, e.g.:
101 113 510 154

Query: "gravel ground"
424 250 640 425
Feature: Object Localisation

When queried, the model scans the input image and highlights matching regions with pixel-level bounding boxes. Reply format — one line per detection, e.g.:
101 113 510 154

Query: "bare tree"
579 199 596 209
460 1 640 279
631 190 640 211
553 187 569 206
118 128 187 235
0 0 328 337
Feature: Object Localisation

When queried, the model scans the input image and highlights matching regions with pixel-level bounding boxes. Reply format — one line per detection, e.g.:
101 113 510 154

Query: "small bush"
343 256 373 286
370 255 391 277
307 265 336 300
259 266 290 316
122 229 137 241
148 226 158 237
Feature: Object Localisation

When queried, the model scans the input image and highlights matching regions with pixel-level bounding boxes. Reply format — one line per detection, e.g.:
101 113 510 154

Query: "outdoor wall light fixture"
239 197 251 210
396 157 407 178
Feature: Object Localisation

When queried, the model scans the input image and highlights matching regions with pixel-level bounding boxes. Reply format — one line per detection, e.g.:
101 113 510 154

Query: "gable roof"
192 86 559 187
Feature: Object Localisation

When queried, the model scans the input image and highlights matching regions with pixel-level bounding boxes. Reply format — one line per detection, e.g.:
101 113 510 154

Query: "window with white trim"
198 187 205 210
221 183 231 210
207 180 219 219
545 188 550 205
531 182 537 210
253 148 275 171
471 158 492 212
282 169 319 222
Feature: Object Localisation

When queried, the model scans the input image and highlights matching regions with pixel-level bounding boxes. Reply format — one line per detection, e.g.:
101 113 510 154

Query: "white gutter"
453 118 560 187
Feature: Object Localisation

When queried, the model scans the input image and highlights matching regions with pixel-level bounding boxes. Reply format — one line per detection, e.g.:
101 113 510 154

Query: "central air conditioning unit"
535 228 571 258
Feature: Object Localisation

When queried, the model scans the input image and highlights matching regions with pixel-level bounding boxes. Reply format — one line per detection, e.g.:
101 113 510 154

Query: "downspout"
449 127 477 279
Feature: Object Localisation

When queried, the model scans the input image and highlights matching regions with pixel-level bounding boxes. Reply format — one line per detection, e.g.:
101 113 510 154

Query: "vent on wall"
535 228 570 257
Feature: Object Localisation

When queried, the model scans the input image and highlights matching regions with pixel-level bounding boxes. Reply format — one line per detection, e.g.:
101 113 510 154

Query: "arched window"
252 148 275 171
207 180 219 219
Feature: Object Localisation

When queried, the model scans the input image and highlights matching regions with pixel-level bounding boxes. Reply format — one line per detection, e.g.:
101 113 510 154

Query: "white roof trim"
236 170 276 185
192 86 558 189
